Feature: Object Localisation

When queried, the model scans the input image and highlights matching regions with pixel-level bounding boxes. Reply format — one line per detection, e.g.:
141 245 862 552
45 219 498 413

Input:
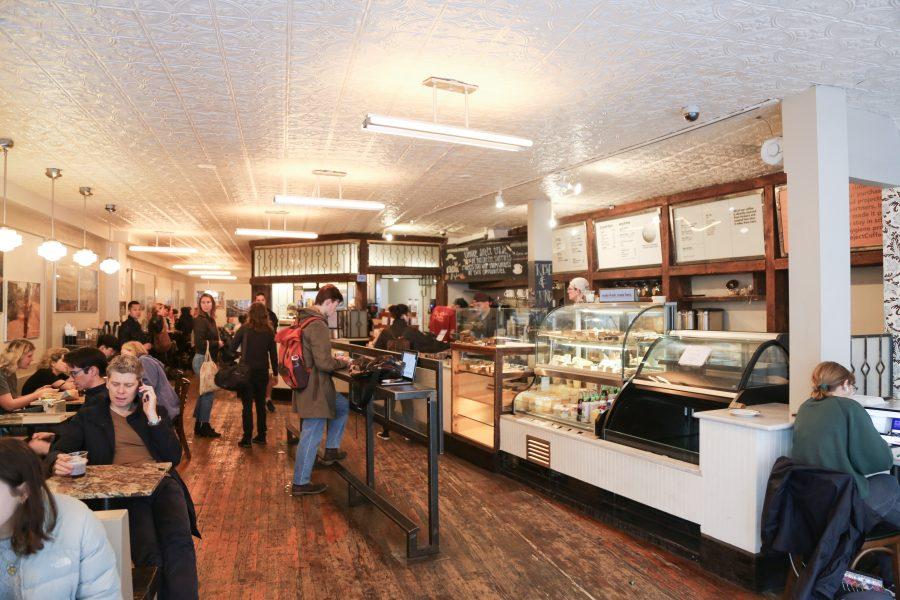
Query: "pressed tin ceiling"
0 1 898 268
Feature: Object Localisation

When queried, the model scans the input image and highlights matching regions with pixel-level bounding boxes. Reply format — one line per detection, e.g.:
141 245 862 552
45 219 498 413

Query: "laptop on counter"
381 350 419 386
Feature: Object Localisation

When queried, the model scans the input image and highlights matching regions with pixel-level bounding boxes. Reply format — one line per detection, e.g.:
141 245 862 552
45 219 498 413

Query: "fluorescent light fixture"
197 275 237 281
363 113 532 152
188 270 231 276
273 195 384 211
234 228 318 239
129 245 198 254
172 264 222 270
383 232 394 241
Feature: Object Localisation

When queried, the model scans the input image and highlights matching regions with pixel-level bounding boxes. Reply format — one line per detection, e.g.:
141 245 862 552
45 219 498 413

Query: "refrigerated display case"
601 330 789 464
513 302 673 431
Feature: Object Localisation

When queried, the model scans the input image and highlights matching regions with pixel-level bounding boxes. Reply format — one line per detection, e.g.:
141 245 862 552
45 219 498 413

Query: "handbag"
154 329 173 353
214 331 251 391
353 356 404 409
198 342 220 396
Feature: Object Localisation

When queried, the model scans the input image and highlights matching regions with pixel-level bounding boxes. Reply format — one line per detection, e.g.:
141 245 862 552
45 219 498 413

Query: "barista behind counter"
375 304 450 353
463 292 497 340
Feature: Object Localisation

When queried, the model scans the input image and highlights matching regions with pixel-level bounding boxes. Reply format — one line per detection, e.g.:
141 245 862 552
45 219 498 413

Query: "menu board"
672 191 765 263
443 238 528 282
776 183 883 256
551 222 589 273
595 209 662 270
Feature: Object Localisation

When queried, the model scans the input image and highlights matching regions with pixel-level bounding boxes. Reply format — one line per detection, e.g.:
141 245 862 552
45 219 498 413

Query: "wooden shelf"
534 364 624 387
668 259 766 277
677 295 765 303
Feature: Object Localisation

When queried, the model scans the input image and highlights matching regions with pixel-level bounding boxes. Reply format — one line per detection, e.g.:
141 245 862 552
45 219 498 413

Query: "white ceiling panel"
0 0 897 269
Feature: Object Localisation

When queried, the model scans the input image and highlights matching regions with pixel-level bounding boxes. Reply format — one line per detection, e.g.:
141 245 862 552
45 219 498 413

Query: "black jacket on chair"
761 456 868 599
50 400 200 537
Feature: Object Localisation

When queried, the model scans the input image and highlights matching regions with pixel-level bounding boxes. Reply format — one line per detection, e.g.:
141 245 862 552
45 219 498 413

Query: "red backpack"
275 317 319 391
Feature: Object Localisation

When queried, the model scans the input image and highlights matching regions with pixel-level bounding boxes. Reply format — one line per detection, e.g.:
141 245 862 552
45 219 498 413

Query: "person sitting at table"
120 341 180 418
63 348 110 409
793 361 899 530
96 334 119 359
0 438 120 599
0 339 57 414
21 347 76 396
49 354 200 600
375 304 450 353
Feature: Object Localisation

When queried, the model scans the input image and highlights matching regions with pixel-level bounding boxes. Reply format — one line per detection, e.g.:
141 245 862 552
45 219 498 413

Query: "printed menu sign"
443 238 528 282
552 222 589 273
595 209 663 270
672 191 765 263
776 183 883 255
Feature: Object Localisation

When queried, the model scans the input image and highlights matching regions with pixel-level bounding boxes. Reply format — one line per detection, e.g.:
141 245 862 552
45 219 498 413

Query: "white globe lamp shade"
0 227 22 252
37 239 67 262
73 247 98 267
99 257 120 274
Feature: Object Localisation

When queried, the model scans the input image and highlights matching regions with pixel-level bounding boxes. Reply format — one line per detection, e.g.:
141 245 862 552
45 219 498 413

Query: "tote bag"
198 342 219 395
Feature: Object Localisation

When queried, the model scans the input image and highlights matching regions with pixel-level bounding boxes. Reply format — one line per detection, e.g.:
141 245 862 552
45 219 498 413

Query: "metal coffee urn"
677 309 697 330
697 308 724 331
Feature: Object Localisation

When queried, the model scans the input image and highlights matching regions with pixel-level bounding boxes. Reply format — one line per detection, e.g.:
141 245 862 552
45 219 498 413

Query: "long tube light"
197 275 237 281
234 227 318 239
129 245 198 254
273 195 384 211
362 113 532 152
172 264 223 270
188 270 231 276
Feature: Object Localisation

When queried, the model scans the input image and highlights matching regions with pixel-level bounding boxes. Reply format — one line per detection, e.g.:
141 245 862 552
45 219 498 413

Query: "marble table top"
0 412 75 425
47 462 171 500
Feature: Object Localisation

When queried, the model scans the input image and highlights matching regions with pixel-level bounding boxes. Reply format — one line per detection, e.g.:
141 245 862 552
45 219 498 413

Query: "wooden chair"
783 525 900 598
171 377 191 460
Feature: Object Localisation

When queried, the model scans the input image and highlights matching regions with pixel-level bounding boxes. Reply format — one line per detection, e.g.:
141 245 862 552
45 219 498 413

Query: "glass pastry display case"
513 302 673 431
455 307 546 344
451 341 535 450
602 330 789 464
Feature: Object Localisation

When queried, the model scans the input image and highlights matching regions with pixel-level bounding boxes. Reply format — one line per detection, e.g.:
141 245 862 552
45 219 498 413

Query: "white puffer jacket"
15 493 120 599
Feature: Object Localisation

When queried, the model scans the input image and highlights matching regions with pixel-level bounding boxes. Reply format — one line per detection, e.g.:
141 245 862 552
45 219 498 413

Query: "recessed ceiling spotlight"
495 190 505 209
548 215 558 228
362 77 533 152
383 232 394 241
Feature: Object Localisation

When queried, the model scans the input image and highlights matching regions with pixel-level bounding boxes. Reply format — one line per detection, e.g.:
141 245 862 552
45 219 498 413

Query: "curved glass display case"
602 331 789 463
455 307 546 344
512 302 673 431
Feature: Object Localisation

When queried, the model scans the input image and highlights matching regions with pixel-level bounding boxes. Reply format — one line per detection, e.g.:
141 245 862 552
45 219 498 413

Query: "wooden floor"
176 381 765 600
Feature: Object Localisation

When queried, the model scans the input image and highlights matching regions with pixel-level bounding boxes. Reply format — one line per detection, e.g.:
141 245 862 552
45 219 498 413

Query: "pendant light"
0 139 22 252
98 204 120 274
72 186 98 266
37 168 67 262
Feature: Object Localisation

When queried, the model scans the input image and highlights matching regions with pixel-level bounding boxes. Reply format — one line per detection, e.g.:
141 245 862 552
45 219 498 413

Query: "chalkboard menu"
672 190 765 263
552 222 589 273
443 238 528 282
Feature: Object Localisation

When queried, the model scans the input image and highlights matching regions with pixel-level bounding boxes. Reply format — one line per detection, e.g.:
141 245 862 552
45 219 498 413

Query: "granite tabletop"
0 412 75 425
47 462 171 500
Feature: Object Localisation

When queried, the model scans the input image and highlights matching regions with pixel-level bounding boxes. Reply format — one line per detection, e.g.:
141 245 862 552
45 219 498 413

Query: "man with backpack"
284 285 350 496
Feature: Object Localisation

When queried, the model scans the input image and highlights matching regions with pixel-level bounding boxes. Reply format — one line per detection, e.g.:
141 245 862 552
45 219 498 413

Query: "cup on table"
67 451 88 478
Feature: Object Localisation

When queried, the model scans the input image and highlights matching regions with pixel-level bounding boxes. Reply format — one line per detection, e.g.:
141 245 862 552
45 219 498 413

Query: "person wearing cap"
567 277 591 304
469 292 497 339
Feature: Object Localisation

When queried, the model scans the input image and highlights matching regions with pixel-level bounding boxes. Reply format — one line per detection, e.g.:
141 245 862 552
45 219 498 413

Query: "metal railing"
850 334 893 397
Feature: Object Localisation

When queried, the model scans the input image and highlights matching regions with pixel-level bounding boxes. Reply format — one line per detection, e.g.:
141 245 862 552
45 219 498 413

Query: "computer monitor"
400 351 419 380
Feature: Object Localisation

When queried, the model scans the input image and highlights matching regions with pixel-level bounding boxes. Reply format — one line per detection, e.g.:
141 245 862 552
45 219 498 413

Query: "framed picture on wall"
55 265 79 312
7 281 40 340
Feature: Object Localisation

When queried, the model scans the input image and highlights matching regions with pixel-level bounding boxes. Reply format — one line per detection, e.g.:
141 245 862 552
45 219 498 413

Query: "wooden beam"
365 267 442 276
250 274 358 285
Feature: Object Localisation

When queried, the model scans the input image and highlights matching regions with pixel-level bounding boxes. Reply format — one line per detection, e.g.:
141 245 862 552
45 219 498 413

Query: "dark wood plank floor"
176 381 764 600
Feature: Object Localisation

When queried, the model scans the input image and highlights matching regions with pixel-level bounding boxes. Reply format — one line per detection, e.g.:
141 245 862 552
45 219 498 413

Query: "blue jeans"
192 354 215 422
292 393 349 485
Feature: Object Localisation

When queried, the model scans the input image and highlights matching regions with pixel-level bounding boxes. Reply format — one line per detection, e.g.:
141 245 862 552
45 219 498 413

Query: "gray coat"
291 308 343 419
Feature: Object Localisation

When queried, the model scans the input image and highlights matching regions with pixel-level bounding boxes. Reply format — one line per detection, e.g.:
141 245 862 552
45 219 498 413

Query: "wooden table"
47 462 171 510
0 411 75 426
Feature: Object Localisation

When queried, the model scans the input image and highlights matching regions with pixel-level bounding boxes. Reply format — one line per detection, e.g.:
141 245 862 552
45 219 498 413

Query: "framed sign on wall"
552 222 589 273
671 190 765 264
594 209 662 270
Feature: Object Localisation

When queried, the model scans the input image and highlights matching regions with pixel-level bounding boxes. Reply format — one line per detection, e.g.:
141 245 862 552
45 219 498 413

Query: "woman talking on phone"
46 354 200 599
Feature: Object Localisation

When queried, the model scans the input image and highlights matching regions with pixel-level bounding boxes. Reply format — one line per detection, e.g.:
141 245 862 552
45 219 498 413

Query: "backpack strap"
292 317 321 361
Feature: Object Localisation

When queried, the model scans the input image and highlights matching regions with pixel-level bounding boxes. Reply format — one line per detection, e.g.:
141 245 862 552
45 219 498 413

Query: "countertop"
694 403 792 431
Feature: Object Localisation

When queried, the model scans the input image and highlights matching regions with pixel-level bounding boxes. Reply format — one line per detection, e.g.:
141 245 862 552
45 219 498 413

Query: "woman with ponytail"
793 361 900 528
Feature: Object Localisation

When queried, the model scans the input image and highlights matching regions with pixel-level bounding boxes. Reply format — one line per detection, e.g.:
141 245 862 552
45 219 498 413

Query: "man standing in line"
119 301 151 352
290 285 350 496
254 292 280 413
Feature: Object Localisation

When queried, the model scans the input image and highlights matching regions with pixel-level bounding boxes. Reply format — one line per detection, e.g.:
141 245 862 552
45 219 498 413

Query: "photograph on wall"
226 299 252 319
196 290 225 310
55 265 79 312
7 281 40 340
79 268 99 313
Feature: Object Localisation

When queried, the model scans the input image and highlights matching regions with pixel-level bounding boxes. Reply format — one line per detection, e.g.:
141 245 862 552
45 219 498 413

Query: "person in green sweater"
792 361 899 529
